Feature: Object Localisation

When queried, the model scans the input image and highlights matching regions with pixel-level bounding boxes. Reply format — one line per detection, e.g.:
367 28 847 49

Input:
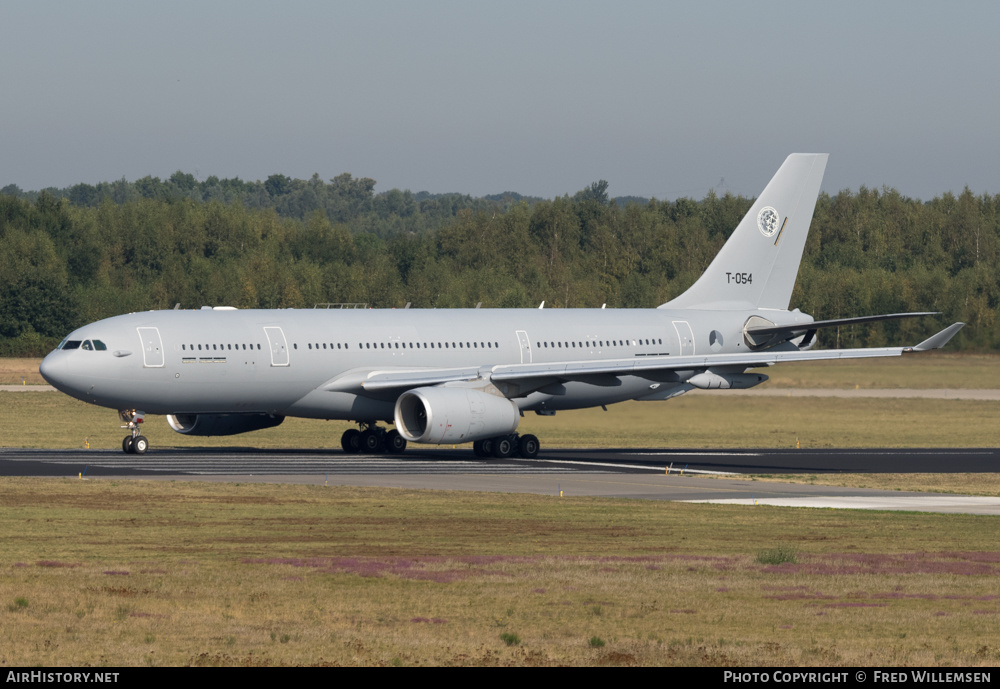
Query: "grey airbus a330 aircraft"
40 154 963 457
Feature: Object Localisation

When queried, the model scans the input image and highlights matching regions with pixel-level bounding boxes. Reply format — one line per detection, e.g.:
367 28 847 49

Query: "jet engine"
166 413 285 436
394 386 519 444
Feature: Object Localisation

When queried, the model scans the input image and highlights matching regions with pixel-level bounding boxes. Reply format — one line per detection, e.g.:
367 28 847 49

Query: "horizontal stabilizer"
746 311 940 343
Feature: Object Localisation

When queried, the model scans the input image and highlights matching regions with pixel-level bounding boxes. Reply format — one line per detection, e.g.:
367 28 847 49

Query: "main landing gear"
119 409 149 454
341 423 407 455
340 425 540 459
473 433 540 459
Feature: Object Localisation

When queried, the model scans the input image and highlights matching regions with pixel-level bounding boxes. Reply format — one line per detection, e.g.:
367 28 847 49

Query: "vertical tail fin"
660 153 828 311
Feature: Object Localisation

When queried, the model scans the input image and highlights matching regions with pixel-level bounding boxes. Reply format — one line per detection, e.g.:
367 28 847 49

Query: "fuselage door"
516 330 532 364
672 321 695 356
137 327 165 368
263 326 290 367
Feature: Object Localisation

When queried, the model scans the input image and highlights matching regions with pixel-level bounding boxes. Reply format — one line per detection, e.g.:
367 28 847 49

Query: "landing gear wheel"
472 439 489 458
518 434 540 459
341 428 361 454
385 430 407 454
361 429 383 454
493 435 515 459
132 436 149 454
122 436 134 454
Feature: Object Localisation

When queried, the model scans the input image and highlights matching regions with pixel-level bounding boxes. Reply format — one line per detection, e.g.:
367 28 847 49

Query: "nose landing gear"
119 409 149 454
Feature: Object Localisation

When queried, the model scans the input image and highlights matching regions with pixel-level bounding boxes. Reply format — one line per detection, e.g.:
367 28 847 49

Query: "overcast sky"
2 1 998 200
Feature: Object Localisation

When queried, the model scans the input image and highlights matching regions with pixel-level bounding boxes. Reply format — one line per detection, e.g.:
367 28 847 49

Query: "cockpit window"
93 340 107 351
82 340 93 350
62 340 81 350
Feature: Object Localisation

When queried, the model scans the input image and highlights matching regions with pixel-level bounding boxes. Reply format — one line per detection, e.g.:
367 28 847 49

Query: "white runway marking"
510 457 740 475
684 496 1000 514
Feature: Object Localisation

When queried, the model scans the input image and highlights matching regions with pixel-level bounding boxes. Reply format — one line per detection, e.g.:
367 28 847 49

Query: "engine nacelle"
394 386 520 444
166 413 285 436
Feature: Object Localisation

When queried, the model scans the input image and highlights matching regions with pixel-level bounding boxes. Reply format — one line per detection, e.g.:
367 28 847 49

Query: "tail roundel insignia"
757 206 779 237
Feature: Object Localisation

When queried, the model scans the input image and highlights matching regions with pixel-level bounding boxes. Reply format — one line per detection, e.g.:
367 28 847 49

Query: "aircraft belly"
284 389 394 421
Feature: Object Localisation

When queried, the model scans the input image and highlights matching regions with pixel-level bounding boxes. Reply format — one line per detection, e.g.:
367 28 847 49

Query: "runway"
2 446 999 515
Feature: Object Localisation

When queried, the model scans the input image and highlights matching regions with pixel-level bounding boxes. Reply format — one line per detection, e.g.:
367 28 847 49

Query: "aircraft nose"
39 353 66 389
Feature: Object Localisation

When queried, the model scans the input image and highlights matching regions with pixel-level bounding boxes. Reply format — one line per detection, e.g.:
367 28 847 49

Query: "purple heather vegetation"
35 561 79 568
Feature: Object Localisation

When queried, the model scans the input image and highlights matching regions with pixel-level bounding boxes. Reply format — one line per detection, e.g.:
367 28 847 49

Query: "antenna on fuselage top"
538 301 545 309
173 303 181 310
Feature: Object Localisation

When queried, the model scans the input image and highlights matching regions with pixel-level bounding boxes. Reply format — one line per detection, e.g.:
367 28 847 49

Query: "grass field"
3 355 999 666
3 391 998 452
0 358 46 385
1 478 999 667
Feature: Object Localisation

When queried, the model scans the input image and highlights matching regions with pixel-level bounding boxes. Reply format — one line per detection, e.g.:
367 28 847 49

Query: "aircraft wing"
328 323 964 396
491 322 964 383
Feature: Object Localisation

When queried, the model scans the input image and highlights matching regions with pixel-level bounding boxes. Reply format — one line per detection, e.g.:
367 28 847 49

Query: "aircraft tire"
493 436 515 459
518 434 540 459
341 429 361 454
386 430 407 454
361 429 382 454
472 440 488 458
133 436 149 454
122 436 134 454
479 438 494 457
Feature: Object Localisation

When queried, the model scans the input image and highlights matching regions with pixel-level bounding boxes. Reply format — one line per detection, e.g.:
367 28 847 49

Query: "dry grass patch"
1 478 999 666
0 358 46 385
760 352 1000 390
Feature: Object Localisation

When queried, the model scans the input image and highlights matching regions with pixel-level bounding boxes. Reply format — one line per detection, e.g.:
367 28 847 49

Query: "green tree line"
1 176 997 356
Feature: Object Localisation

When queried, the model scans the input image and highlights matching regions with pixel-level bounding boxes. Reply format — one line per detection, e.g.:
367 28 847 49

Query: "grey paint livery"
39 154 963 453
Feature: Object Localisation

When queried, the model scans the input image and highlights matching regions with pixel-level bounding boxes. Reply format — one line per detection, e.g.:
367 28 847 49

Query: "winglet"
906 323 965 352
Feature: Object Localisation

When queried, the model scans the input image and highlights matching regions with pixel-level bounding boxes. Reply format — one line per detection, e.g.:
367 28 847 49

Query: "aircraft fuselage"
40 305 773 421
